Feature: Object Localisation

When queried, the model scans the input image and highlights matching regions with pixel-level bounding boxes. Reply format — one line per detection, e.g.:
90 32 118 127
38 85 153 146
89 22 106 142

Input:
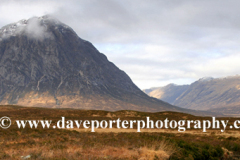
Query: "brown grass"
2 140 173 160
138 141 175 160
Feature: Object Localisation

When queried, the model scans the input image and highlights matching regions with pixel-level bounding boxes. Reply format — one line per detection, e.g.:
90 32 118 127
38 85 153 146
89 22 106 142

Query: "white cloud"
0 1 61 23
24 17 53 40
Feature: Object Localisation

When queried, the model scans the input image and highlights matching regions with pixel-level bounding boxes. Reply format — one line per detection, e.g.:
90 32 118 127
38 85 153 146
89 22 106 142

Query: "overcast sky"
1 0 240 89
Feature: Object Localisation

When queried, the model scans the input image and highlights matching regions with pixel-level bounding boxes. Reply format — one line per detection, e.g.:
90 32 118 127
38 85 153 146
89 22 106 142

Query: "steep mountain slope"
174 76 240 111
145 76 240 114
0 15 204 114
143 84 189 104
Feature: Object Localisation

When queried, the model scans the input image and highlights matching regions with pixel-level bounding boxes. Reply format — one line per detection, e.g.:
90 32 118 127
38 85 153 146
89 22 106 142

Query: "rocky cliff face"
0 15 195 113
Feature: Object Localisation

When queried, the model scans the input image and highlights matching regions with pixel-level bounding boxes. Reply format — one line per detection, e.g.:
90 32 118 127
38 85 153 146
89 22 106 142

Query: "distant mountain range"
144 76 240 115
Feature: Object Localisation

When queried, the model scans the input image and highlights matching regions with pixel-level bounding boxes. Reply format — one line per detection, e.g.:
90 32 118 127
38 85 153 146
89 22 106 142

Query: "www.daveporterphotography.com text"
1 116 240 133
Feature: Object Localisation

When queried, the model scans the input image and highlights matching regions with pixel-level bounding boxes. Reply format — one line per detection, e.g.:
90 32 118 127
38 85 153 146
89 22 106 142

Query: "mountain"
0 15 207 115
145 76 240 115
143 84 190 104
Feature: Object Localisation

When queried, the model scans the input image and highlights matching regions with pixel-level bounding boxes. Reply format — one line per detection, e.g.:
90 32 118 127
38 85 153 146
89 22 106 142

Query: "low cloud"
0 17 53 41
24 17 52 40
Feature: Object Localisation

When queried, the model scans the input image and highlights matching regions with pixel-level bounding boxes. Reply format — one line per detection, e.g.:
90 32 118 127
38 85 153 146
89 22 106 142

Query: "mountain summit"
0 15 207 114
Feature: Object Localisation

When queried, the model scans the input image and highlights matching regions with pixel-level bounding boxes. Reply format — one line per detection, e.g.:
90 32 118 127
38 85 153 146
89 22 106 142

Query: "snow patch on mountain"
0 15 71 40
